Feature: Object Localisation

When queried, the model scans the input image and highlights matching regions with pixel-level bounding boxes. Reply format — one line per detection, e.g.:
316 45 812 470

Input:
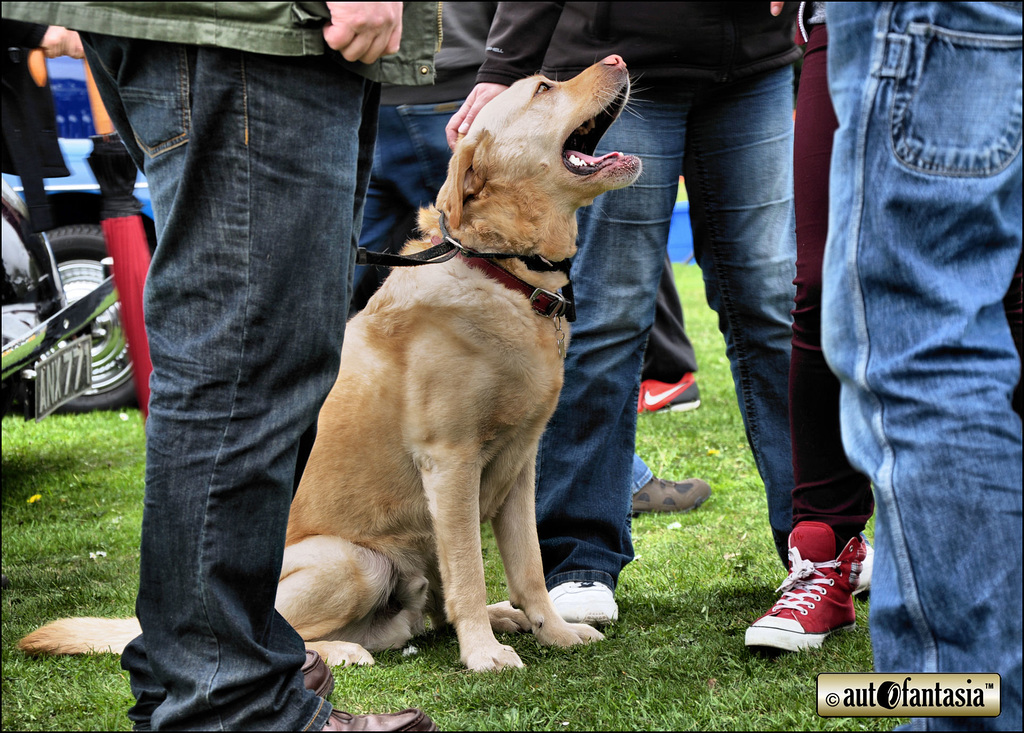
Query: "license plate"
35 335 92 420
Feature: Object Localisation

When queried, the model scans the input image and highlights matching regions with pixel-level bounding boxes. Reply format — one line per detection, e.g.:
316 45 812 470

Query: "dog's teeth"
568 154 587 167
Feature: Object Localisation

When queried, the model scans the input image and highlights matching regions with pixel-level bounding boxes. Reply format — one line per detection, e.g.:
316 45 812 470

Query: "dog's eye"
535 82 552 95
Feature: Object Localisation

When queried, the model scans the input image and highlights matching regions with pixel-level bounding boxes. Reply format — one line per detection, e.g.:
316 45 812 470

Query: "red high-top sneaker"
745 521 867 652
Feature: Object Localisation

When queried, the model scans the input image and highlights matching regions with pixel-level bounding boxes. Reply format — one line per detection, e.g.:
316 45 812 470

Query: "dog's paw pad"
463 643 524 672
313 641 375 668
568 622 604 643
487 601 530 633
536 620 604 647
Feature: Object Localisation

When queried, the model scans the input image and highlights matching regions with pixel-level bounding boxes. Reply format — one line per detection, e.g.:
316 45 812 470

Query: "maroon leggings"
790 25 1023 547
789 24 873 548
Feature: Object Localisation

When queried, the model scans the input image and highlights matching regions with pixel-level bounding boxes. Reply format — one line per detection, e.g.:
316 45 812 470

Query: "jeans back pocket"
889 22 1022 177
87 36 192 160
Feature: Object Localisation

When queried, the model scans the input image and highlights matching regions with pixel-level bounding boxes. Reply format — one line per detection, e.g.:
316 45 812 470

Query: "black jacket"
2 19 70 231
477 2 800 92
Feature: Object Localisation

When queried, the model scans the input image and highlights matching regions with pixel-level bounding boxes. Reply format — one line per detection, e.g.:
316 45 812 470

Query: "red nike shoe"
637 373 701 414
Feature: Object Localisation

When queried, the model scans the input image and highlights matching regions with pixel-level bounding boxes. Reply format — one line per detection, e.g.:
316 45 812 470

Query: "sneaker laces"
771 547 838 615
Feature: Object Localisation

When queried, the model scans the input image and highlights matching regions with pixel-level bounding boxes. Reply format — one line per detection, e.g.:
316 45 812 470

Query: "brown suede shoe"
632 476 711 515
321 707 437 731
302 650 334 699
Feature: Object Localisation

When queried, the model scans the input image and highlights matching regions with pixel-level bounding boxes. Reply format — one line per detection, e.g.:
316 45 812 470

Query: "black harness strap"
355 211 576 321
355 239 458 267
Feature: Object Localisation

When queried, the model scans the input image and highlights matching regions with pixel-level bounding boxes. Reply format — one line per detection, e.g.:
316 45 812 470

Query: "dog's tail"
18 617 141 656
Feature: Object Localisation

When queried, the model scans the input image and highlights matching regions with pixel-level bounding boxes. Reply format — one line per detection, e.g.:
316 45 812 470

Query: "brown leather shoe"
302 650 334 699
321 707 437 731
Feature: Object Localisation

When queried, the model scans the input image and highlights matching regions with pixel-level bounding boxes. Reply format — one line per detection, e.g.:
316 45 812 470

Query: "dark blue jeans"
536 66 798 590
83 36 377 730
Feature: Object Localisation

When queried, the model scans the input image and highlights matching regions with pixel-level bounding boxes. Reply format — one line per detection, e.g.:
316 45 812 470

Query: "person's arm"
475 1 564 86
446 1 564 147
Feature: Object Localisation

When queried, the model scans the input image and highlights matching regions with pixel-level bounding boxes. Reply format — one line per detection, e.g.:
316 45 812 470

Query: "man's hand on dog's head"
446 83 508 150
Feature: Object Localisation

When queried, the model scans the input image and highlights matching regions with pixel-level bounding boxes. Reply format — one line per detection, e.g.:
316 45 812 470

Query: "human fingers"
40 26 85 59
445 83 508 149
323 2 402 64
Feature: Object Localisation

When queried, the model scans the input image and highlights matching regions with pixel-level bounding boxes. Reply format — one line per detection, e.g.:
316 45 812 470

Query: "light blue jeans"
536 66 798 591
632 454 654 495
823 3 1022 729
83 36 377 730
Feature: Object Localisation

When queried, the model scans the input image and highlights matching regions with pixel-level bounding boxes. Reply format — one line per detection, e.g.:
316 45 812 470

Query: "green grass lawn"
2 264 897 731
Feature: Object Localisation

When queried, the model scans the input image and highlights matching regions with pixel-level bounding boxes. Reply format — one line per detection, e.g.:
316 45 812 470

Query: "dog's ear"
437 132 489 229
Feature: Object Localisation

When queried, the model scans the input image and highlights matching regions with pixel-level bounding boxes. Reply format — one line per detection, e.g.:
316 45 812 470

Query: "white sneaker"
854 535 873 597
549 581 618 627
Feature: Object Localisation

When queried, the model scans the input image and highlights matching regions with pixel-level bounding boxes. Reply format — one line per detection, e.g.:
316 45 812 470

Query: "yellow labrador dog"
19 55 642 673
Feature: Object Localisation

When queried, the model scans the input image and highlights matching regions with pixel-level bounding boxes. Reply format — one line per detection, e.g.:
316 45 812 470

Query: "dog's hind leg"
277 535 406 667
358 572 430 652
491 460 604 648
305 640 375 668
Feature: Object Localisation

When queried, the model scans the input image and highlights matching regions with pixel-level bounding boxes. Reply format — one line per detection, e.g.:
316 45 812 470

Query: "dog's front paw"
462 642 524 672
308 641 375 668
487 601 530 634
535 619 604 648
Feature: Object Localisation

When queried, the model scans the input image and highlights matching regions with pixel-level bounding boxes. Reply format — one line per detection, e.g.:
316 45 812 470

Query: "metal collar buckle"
530 288 569 319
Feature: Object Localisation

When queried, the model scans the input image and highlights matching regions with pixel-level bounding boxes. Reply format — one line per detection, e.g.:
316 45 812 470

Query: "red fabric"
100 215 152 417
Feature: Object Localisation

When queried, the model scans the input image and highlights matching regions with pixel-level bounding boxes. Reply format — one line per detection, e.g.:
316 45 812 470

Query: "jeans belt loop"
879 32 910 79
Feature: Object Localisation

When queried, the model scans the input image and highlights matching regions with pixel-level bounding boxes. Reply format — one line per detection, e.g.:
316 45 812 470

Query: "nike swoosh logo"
643 383 689 408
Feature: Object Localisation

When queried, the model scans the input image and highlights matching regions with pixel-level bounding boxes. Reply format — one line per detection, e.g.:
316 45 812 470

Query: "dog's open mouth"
562 83 630 176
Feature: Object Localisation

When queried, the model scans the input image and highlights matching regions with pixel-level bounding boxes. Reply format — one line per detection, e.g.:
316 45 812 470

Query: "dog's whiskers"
622 101 646 122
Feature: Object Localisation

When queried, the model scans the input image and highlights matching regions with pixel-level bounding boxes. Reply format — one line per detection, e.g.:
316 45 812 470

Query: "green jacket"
0 1 440 85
